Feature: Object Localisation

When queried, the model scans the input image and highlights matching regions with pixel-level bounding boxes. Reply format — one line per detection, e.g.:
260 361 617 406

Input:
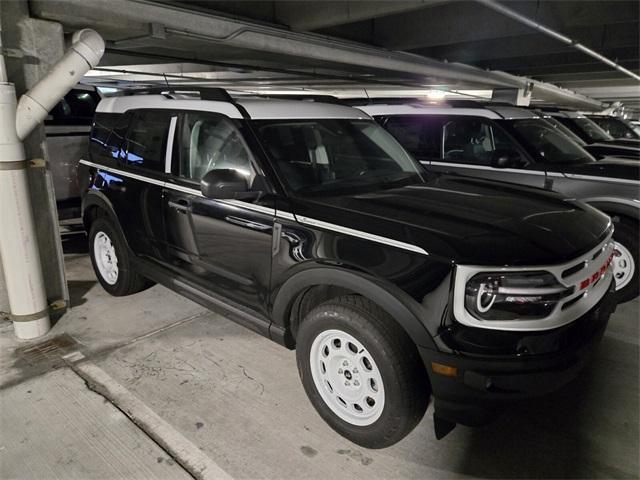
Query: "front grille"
453 229 615 331
561 261 586 279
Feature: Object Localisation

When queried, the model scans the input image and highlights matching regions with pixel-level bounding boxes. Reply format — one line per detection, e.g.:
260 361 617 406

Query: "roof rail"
119 86 235 103
344 98 506 109
246 93 344 105
535 105 577 112
344 97 428 106
444 99 487 108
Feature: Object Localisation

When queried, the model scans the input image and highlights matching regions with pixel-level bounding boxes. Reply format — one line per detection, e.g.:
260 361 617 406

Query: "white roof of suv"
96 94 370 120
356 103 539 120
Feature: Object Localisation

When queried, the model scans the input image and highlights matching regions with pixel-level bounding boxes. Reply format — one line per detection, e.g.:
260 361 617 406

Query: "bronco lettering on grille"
579 253 614 291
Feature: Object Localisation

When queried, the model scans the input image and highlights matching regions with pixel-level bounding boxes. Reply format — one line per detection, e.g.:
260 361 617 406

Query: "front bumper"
419 278 617 426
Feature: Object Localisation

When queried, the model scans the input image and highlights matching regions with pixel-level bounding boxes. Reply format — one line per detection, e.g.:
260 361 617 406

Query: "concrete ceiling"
166 0 639 109
29 0 640 111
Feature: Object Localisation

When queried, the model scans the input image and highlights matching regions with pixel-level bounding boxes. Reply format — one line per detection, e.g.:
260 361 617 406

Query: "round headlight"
465 272 569 321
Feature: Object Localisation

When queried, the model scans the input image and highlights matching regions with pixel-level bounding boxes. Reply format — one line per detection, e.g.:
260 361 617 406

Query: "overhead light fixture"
425 89 446 99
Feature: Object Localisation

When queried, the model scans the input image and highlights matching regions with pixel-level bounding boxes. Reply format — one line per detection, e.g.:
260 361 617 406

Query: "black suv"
357 101 639 303
542 109 640 160
587 114 640 141
80 89 617 448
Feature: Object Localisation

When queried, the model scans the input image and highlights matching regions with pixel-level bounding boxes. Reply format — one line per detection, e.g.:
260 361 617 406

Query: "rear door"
163 111 275 318
118 109 175 258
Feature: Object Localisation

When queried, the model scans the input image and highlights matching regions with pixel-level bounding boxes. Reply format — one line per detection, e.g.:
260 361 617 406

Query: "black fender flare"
272 267 436 349
82 191 130 246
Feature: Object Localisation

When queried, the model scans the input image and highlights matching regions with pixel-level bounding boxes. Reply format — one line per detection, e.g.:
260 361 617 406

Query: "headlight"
465 272 570 321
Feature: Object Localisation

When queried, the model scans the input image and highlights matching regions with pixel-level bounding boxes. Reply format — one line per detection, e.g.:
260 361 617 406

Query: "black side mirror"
200 169 257 200
491 149 521 169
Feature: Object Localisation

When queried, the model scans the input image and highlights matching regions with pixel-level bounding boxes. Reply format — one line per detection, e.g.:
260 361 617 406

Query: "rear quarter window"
383 115 445 161
89 112 131 164
124 110 173 172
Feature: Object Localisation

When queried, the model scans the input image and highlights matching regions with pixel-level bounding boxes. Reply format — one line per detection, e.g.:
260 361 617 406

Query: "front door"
163 111 275 317
416 115 547 189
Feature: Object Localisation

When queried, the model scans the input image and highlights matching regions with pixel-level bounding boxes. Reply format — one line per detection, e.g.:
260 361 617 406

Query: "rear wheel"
296 295 430 448
612 217 639 303
88 217 153 296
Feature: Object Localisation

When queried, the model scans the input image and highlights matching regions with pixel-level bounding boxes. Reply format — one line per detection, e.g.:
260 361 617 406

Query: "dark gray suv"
357 101 640 303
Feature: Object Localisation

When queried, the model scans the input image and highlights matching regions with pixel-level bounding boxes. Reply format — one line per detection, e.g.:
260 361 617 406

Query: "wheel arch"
583 197 640 223
271 266 435 350
82 191 130 247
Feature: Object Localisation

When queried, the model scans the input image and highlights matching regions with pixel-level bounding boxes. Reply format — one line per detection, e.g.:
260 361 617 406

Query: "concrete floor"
1 251 638 479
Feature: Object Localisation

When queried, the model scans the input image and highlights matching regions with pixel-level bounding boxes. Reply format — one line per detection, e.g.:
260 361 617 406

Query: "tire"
88 217 152 296
296 295 430 449
611 217 639 303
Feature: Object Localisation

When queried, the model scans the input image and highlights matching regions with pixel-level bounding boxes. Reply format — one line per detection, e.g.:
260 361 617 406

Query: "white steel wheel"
612 241 635 291
309 329 385 426
93 231 119 285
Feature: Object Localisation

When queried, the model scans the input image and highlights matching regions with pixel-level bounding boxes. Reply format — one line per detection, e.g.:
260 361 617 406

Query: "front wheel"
296 295 430 448
612 217 639 303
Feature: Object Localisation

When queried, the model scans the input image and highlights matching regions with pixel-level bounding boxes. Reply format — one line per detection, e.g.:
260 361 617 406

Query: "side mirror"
200 169 257 200
491 149 521 169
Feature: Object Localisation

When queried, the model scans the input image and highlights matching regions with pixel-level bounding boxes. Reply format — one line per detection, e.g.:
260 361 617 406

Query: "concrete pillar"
0 1 68 326
491 87 532 106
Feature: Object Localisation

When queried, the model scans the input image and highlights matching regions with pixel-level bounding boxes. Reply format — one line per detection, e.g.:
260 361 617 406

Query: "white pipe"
16 29 105 140
0 29 104 339
0 85 50 339
476 0 640 82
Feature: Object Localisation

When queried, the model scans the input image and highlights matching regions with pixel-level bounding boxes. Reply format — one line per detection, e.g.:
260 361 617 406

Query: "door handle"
168 199 190 213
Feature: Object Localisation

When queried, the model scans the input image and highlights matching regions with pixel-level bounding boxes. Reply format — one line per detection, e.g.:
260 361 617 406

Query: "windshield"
541 116 587 146
557 116 613 142
506 119 595 165
253 119 425 196
588 116 640 140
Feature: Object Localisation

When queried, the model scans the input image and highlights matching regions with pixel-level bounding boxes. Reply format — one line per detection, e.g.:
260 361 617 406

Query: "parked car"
355 100 639 303
540 109 640 160
587 115 640 140
47 87 101 219
80 89 618 447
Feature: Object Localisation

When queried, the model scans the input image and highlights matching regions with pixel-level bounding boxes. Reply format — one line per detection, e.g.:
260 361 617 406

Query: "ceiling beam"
29 0 517 88
409 23 639 64
324 0 638 51
274 1 443 31
30 0 605 109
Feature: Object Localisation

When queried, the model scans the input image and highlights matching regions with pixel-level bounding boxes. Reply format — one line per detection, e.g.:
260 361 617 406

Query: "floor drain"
15 334 79 367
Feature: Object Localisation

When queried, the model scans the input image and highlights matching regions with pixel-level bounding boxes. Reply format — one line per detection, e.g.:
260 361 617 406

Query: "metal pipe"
476 0 640 82
0 29 104 340
31 0 606 107
30 0 517 89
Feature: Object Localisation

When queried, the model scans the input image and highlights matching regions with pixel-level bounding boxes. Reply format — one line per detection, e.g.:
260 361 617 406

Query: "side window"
384 115 443 161
49 89 100 125
125 110 172 171
178 112 253 182
443 118 495 165
442 117 520 166
89 112 130 162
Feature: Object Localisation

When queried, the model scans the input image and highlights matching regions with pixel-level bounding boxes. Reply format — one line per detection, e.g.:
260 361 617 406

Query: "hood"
560 157 640 180
603 138 640 147
293 174 611 266
585 142 640 162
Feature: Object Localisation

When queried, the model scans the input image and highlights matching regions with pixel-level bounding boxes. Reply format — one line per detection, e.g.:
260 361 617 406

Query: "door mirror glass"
200 168 256 200
491 149 521 168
